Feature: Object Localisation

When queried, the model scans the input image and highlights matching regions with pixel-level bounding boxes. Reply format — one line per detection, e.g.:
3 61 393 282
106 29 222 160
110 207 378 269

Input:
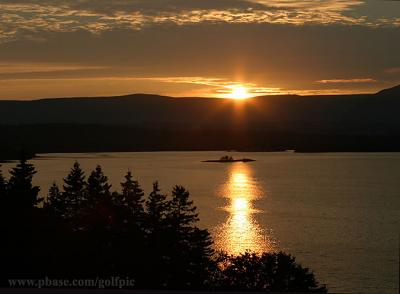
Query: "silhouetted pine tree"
7 158 41 209
87 165 111 208
76 166 116 274
119 171 144 215
44 182 65 217
140 181 172 287
146 181 168 233
164 185 214 289
104 171 147 282
0 166 8 216
168 185 199 232
213 251 327 293
0 166 7 198
63 162 86 218
1 159 46 280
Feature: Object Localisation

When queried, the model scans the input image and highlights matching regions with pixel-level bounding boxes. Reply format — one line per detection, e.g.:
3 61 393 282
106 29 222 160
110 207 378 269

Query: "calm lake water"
2 152 399 294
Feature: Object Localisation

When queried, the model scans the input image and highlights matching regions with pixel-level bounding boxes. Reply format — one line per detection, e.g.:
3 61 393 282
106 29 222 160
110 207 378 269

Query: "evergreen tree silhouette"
7 158 41 209
141 181 171 287
63 162 86 218
214 251 327 292
1 159 44 280
119 171 144 215
84 165 114 229
168 185 199 232
87 165 111 208
44 182 65 217
164 185 214 289
76 166 115 274
146 181 168 233
0 166 7 198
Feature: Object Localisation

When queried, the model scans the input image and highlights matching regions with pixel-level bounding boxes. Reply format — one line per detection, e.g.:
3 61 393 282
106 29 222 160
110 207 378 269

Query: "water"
1 151 399 294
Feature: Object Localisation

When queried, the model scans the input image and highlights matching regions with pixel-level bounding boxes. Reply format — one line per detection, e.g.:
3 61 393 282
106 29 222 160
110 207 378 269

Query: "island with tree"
203 155 256 163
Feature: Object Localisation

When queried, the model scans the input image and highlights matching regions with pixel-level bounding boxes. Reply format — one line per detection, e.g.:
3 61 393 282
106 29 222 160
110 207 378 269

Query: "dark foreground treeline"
0 159 327 292
2 124 400 161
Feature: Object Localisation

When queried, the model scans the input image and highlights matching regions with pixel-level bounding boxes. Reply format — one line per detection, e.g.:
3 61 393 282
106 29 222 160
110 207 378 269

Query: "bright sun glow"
228 85 251 99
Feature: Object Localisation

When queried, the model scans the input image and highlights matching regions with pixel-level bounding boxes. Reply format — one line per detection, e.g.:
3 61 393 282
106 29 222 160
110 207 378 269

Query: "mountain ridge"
1 85 399 158
1 85 399 128
376 84 400 96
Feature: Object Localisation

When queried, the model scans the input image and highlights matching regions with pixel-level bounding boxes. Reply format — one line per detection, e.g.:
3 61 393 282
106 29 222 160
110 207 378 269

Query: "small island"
203 155 256 163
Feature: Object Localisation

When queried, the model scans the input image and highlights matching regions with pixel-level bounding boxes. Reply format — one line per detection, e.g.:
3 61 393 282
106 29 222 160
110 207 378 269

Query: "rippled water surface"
2 152 399 293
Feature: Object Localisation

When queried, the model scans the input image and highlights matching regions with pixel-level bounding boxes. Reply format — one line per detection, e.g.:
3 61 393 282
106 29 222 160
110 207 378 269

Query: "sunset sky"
0 0 399 99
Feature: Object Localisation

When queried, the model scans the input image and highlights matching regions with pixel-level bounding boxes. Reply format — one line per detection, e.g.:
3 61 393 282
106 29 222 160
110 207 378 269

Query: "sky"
0 0 399 99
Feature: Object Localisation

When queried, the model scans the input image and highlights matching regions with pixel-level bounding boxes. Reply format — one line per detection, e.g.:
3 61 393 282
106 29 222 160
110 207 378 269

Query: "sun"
229 85 251 100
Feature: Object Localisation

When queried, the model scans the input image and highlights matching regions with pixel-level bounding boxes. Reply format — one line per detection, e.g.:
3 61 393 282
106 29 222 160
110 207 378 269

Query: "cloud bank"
0 0 399 43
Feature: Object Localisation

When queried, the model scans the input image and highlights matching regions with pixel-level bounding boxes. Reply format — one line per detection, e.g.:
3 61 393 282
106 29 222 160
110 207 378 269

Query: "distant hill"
0 88 399 133
376 84 400 96
0 86 400 158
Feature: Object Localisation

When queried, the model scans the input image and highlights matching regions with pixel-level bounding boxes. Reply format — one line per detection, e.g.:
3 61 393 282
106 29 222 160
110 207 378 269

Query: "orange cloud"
317 78 377 84
0 63 107 74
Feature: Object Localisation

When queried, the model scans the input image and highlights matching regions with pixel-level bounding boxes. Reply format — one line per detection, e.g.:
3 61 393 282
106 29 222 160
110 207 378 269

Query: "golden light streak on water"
214 162 276 255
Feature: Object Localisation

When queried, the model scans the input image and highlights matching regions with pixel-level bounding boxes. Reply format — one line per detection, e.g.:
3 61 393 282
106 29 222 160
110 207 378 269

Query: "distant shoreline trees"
0 159 327 292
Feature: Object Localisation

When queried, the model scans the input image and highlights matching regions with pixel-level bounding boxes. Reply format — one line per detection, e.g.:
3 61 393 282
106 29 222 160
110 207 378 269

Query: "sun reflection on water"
214 163 276 255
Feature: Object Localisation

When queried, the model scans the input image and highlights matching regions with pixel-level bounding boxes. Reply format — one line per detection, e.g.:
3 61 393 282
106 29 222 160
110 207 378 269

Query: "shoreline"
2 149 400 162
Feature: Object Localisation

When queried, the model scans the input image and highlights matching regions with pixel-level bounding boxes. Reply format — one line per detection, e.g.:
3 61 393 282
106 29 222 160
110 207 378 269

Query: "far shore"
3 149 400 162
